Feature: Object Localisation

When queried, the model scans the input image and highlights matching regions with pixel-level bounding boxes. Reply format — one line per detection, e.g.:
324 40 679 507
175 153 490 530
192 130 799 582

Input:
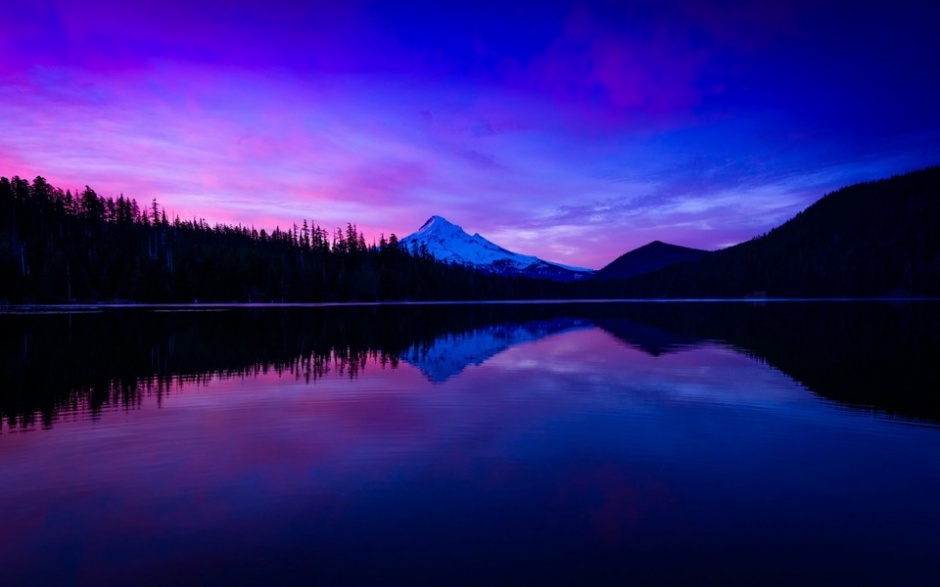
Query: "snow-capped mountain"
399 216 594 281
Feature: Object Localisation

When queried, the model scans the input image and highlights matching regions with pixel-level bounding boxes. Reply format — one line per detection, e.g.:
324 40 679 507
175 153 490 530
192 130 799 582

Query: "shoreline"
2 296 938 313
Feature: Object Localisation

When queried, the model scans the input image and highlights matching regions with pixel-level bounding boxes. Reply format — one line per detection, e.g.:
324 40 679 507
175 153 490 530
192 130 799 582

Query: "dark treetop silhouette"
0 176 563 303
2 165 939 302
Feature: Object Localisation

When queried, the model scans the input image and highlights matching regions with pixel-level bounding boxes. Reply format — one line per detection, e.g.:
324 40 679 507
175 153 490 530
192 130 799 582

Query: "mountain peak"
400 215 595 281
419 215 460 232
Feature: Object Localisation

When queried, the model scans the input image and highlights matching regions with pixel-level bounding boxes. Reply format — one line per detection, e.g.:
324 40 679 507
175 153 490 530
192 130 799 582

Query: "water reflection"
402 317 591 381
2 303 940 585
2 302 939 428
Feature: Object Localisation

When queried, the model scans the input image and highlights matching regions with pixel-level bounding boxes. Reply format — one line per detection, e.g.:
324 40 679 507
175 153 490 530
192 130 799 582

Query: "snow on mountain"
399 216 594 281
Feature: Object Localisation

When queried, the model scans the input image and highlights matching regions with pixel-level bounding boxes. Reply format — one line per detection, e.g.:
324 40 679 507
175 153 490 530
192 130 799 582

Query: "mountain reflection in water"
2 302 938 426
2 302 940 585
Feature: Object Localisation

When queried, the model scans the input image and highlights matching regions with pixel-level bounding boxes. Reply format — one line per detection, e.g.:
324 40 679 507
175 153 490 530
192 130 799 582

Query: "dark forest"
0 175 563 303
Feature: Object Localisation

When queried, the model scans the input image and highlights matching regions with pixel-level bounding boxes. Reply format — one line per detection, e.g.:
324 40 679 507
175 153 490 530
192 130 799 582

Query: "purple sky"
2 1 939 268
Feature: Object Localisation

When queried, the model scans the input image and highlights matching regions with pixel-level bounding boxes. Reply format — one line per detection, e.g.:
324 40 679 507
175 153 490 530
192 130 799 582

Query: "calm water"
2 302 939 585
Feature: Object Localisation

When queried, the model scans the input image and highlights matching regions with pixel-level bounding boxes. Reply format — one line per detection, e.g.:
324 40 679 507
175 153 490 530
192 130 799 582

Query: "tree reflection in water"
2 301 939 429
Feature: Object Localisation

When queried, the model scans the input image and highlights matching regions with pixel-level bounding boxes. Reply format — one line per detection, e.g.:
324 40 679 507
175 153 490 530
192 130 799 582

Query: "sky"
2 0 939 269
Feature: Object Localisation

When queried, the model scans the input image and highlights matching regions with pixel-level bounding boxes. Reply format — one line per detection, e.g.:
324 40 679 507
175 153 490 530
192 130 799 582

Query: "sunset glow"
3 1 938 268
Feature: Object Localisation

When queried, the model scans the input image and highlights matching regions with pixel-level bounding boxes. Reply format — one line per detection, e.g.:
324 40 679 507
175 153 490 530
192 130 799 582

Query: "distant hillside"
615 165 940 297
593 241 709 281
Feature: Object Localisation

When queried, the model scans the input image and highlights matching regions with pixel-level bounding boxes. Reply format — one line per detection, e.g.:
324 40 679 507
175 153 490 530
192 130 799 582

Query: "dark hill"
617 165 940 297
594 241 709 281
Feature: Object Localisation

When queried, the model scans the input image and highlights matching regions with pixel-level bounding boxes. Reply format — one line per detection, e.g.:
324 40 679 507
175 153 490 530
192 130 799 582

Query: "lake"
2 302 939 585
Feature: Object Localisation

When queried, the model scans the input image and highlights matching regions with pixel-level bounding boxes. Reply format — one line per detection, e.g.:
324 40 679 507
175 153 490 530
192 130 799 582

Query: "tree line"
4 165 937 302
0 175 563 303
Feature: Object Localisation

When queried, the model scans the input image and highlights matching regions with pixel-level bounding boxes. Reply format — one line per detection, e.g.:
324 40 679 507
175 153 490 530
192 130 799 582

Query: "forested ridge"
0 175 563 303
594 165 940 298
